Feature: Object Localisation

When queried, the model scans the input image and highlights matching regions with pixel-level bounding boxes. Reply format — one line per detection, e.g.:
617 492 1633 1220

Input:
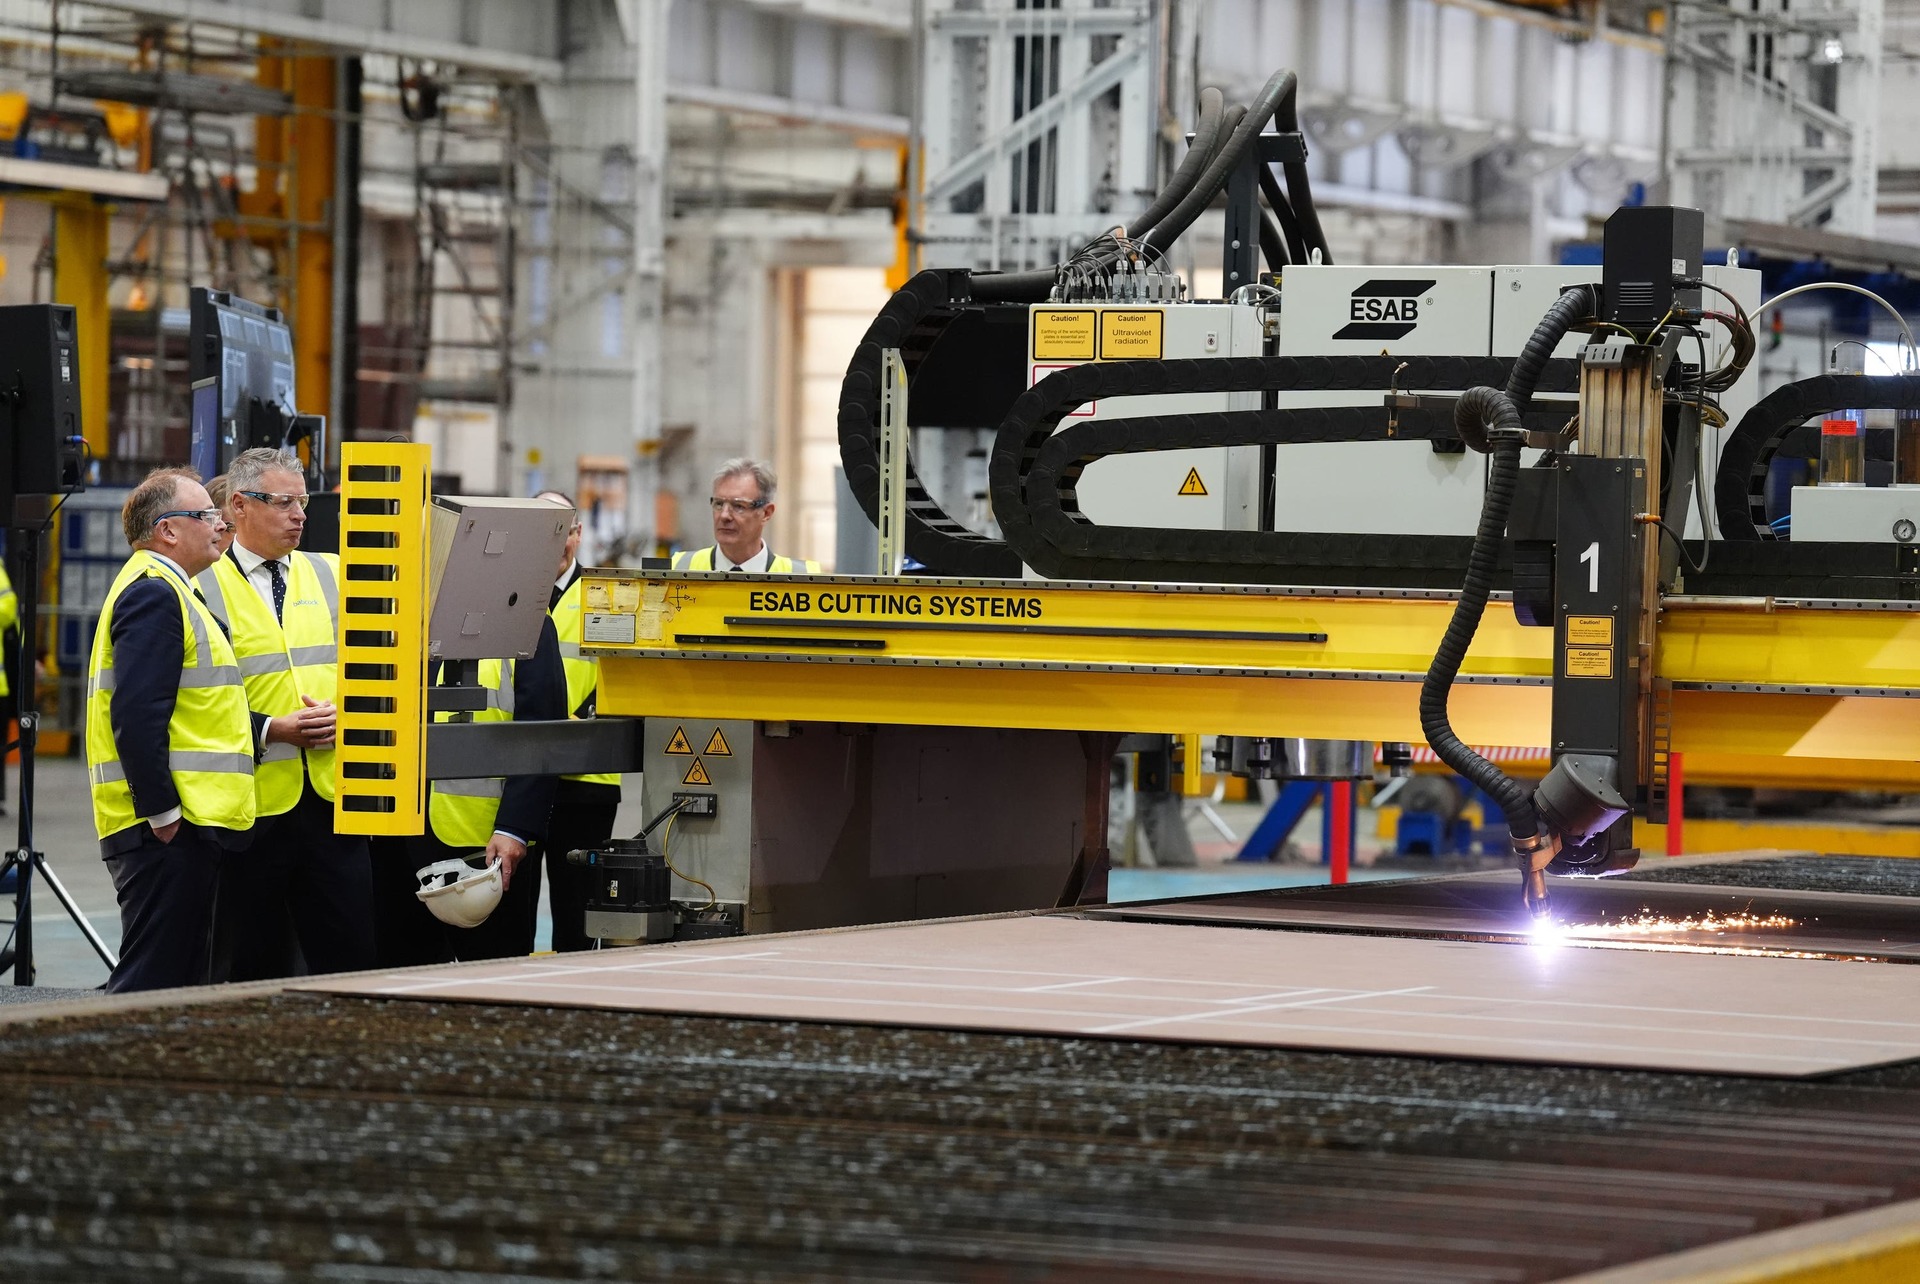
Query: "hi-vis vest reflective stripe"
427 658 514 848
551 577 620 788
86 552 257 840
197 549 341 815
670 546 822 573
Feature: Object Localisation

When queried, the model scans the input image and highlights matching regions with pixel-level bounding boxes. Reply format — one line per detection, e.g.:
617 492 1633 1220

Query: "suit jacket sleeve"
107 576 185 820
493 614 566 844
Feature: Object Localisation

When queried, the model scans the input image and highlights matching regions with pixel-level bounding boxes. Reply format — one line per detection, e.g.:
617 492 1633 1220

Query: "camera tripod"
0 523 117 984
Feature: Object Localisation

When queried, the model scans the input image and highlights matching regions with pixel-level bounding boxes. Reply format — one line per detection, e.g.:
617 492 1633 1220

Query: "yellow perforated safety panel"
332 442 431 835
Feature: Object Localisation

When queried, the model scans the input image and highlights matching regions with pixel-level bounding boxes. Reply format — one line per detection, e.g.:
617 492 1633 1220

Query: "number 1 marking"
1579 541 1599 593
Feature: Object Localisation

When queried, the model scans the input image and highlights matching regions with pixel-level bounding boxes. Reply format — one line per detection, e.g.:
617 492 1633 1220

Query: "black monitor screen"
191 288 296 468
190 378 219 479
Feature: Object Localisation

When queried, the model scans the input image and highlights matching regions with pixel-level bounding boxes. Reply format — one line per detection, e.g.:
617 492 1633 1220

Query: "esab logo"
1333 278 1436 341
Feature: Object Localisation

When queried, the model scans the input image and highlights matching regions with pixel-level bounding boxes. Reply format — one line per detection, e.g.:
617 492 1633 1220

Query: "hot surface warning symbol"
704 727 732 756
1178 468 1208 497
682 757 712 786
664 726 694 755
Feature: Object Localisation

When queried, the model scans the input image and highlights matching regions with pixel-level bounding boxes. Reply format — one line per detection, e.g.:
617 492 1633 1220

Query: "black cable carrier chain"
838 272 1590 583
991 353 1578 583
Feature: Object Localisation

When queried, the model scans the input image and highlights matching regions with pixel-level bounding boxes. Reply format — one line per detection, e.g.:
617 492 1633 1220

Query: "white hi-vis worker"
195 549 341 816
428 658 515 848
87 552 256 840
549 577 619 788
670 546 822 573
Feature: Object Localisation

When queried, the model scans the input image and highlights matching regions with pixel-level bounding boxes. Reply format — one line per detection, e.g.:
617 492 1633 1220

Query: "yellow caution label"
664 726 694 755
1566 615 1615 646
584 578 641 611
703 727 732 757
1099 309 1164 360
682 757 712 786
1032 309 1097 361
1565 647 1614 679
1178 468 1209 497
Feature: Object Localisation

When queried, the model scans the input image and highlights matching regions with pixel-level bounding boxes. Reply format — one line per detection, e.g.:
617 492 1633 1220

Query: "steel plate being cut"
304 912 1920 1077
1088 869 1920 961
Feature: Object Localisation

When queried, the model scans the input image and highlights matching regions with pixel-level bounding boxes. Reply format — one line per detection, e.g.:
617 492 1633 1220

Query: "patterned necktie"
266 559 286 623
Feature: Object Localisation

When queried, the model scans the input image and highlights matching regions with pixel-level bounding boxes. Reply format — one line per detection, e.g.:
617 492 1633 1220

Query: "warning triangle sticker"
664 726 694 755
682 757 712 786
703 727 733 757
1177 467 1208 497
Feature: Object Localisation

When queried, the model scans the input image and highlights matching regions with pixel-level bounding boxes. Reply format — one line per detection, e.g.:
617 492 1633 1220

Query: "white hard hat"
415 855 503 929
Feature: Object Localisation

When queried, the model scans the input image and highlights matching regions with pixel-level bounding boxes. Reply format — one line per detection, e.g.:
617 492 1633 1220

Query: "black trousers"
211 778 376 982
103 821 224 993
371 829 543 967
544 781 620 952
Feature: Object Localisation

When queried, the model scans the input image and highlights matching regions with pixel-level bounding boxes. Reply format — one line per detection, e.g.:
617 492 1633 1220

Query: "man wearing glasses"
85 468 256 991
672 459 821 573
194 447 373 981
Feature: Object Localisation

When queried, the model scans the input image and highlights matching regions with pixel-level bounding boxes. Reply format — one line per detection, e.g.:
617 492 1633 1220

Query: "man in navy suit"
85 469 259 992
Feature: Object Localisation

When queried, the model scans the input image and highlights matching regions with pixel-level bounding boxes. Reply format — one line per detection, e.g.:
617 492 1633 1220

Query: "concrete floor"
9 757 1408 990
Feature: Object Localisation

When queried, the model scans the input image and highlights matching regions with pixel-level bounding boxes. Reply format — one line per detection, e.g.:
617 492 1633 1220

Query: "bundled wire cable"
1142 73 1296 257
1420 285 1598 847
971 88 1231 303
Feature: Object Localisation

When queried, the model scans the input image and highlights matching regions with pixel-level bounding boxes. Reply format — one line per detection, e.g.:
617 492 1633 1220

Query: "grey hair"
122 467 200 547
712 457 776 503
535 489 581 529
226 447 303 496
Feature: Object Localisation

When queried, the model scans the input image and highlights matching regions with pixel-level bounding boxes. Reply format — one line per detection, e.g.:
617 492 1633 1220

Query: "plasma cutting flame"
1562 910 1799 939
1520 907 1829 958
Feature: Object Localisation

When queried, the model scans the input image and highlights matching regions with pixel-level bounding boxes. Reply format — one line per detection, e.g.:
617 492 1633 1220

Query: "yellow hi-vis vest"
671 546 821 573
427 658 514 848
550 577 620 788
0 561 17 699
196 549 341 815
87 551 256 841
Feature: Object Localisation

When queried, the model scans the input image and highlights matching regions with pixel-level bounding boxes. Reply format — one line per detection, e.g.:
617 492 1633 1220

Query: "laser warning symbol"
665 726 694 755
1177 468 1208 497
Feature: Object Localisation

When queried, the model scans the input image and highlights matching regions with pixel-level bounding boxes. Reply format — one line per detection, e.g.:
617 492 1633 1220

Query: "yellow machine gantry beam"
586 572 1920 789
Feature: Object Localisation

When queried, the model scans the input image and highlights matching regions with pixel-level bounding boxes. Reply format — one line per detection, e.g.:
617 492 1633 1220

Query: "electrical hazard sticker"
1564 647 1614 679
664 726 694 755
703 727 732 757
682 757 712 786
1177 468 1209 497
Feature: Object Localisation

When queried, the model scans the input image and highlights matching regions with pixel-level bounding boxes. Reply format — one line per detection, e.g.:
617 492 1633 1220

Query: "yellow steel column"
289 54 337 432
52 199 109 459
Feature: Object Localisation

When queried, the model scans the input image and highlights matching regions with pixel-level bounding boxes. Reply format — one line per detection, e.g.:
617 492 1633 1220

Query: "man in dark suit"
370 609 568 966
85 469 258 992
534 490 620 950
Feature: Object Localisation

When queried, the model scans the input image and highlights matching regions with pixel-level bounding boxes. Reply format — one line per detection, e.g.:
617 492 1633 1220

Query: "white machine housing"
1035 263 1762 559
1790 485 1920 543
1025 302 1264 539
1272 262 1761 539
